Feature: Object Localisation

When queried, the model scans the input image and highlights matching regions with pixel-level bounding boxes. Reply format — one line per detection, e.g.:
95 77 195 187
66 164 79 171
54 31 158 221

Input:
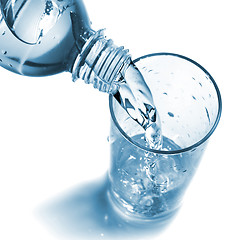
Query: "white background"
0 0 239 239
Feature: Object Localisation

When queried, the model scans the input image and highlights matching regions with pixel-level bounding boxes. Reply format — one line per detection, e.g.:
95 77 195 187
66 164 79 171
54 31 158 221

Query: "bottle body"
0 0 90 76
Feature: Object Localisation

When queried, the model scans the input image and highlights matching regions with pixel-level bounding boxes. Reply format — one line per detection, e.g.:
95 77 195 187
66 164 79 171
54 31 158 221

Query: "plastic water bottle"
0 0 162 148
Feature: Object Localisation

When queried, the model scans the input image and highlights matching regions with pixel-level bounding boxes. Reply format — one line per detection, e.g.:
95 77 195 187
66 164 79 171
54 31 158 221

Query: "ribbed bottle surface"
72 30 131 94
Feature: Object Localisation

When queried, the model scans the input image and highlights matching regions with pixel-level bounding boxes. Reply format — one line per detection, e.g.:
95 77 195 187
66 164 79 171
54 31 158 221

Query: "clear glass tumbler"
108 53 222 221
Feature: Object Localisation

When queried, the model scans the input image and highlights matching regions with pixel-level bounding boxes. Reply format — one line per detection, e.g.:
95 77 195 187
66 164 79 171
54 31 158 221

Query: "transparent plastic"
108 53 222 221
0 0 131 93
0 0 91 76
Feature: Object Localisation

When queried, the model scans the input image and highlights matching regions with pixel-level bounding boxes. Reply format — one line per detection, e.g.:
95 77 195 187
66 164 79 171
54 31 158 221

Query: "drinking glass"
108 53 222 221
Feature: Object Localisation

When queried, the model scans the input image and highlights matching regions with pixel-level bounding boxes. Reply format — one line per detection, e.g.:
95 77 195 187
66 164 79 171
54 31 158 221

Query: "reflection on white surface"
37 175 177 240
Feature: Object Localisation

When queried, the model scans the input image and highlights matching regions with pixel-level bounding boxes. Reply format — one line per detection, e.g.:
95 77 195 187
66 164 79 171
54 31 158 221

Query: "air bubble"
139 196 154 206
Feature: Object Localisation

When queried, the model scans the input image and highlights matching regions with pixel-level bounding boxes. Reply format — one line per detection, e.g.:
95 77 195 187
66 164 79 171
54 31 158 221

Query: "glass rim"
109 52 222 155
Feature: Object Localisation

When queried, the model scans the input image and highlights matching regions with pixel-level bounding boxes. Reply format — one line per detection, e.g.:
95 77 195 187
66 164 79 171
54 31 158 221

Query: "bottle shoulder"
0 0 90 76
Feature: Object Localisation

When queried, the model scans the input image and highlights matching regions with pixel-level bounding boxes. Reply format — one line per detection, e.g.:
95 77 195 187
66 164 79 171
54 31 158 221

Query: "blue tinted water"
109 135 190 219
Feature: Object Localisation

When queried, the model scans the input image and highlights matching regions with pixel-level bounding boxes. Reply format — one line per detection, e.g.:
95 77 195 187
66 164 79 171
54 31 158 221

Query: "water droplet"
0 59 2 62
168 112 174 117
205 107 210 124
192 96 196 100
192 77 196 80
107 136 109 142
9 64 13 67
104 214 108 221
149 162 156 168
183 170 187 173
2 31 6 35
199 82 202 87
2 50 7 55
163 92 168 95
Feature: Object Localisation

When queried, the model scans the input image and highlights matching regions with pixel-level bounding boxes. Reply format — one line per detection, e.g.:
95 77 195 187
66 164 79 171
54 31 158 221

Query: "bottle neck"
71 30 131 94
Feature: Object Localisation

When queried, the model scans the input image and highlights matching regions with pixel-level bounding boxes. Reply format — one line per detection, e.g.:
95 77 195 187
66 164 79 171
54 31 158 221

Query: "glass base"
107 187 180 226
